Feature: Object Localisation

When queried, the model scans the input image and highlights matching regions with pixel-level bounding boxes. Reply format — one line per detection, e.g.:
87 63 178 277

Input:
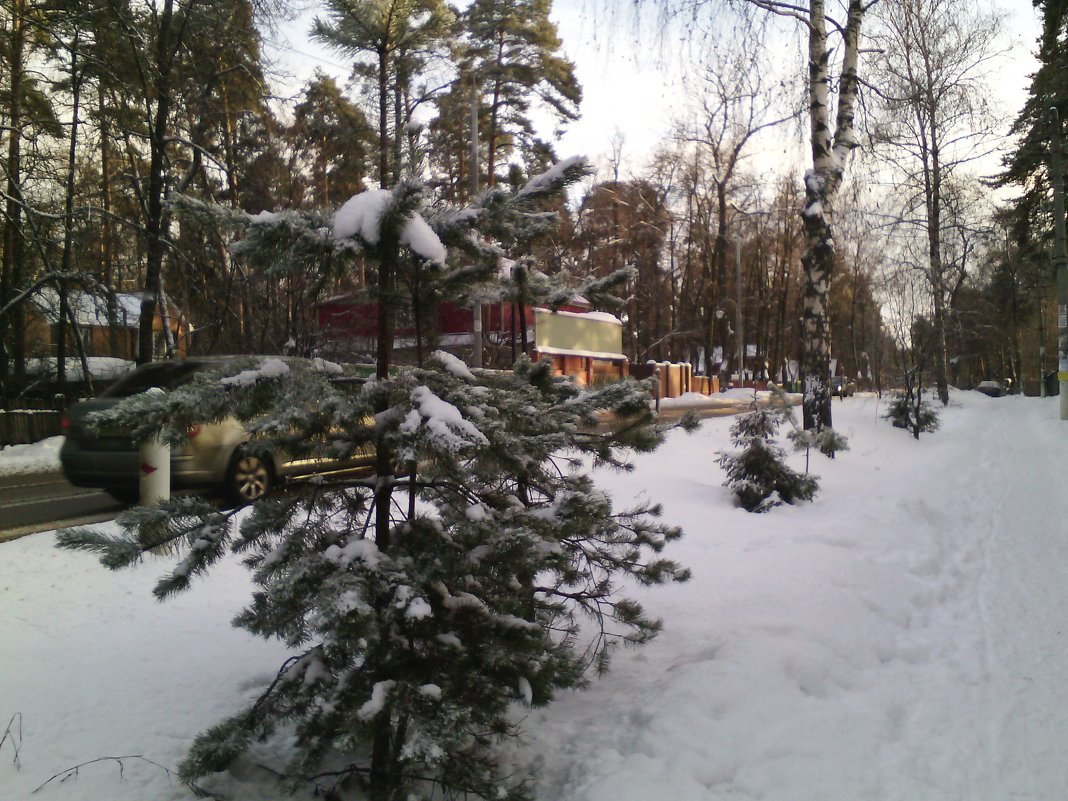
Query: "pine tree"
288 73 376 208
312 0 455 188
461 0 581 186
716 394 819 513
998 0 1066 248
886 385 940 439
57 159 690 800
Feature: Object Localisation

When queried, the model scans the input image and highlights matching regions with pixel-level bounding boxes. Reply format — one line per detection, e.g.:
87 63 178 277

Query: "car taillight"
60 415 71 434
186 424 202 439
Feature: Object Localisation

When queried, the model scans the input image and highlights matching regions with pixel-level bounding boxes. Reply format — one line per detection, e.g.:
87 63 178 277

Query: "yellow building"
531 306 628 386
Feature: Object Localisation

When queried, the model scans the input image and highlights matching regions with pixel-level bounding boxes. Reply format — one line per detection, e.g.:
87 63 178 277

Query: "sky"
262 0 1042 182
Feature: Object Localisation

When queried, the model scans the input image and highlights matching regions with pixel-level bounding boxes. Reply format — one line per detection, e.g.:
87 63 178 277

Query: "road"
0 395 799 542
0 471 123 542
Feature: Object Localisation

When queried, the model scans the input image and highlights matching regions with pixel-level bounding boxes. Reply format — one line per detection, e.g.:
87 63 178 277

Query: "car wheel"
225 451 274 505
106 488 139 506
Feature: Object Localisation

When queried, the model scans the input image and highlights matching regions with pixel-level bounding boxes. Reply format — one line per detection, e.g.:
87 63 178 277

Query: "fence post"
654 366 661 413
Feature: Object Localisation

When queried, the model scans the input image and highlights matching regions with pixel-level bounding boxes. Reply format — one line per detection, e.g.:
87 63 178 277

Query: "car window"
102 362 205 397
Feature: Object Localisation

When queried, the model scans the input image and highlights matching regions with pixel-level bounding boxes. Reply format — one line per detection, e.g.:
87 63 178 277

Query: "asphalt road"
0 471 123 541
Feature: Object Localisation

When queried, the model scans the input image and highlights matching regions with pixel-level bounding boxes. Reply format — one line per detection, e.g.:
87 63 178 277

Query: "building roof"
32 288 149 328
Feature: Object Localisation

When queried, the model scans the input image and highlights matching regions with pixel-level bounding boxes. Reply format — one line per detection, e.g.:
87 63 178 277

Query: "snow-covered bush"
887 389 939 438
717 397 819 513
57 162 689 801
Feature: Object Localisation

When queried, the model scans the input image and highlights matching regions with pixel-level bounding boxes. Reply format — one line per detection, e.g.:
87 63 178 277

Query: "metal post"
470 75 483 368
139 436 170 505
1048 107 1068 418
735 238 744 385
1039 301 1046 397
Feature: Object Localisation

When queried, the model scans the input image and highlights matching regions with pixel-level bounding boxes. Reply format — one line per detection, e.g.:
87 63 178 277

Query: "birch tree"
868 0 1004 405
676 16 796 382
639 0 874 431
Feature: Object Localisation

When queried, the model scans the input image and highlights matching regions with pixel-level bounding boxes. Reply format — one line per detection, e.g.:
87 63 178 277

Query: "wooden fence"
1 396 66 446
631 362 719 406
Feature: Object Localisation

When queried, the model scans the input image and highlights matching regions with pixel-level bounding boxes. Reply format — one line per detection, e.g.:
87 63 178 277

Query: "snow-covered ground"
2 391 1067 800
0 436 63 476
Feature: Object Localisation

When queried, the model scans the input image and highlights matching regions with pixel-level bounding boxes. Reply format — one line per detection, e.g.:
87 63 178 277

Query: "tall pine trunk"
99 91 121 357
377 47 390 188
59 36 83 390
371 44 397 796
1 0 27 390
138 0 178 365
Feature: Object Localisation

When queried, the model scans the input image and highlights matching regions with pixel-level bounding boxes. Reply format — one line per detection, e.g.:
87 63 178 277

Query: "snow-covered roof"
31 287 143 328
25 356 135 380
535 306 623 326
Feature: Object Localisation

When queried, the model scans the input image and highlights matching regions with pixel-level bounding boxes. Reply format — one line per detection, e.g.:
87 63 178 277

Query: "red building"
316 295 627 384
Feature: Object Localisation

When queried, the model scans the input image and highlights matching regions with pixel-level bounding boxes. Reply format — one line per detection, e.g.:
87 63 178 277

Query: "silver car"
60 357 374 504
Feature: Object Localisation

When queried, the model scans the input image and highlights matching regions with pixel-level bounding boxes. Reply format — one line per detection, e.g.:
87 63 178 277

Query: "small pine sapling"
717 391 819 512
57 161 690 801
886 388 939 439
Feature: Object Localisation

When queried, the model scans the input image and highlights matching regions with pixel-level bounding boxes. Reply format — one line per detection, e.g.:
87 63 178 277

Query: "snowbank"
0 435 63 476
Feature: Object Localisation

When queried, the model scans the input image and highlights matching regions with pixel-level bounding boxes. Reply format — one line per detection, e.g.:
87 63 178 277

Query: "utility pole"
1048 108 1068 418
470 75 483 368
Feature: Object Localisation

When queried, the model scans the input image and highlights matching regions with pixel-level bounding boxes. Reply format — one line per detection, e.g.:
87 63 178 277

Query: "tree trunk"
377 47 390 188
1 0 27 390
59 35 83 390
486 30 505 187
138 0 178 365
926 136 950 405
798 0 865 432
99 91 120 356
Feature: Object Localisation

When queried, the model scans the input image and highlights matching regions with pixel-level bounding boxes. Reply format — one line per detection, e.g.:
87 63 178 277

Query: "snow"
32 288 143 328
333 190 446 264
219 357 290 387
358 680 396 721
25 356 134 381
534 345 626 360
323 538 382 569
333 190 392 244
535 306 622 326
517 155 585 197
4 392 1068 800
432 349 475 382
399 385 489 452
400 213 447 265
0 435 63 476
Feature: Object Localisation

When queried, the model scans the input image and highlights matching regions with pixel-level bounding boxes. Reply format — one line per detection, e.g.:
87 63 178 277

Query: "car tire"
225 450 274 505
107 488 139 506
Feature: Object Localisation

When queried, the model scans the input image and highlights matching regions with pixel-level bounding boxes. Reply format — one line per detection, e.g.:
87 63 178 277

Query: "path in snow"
935 397 1068 798
518 394 1068 801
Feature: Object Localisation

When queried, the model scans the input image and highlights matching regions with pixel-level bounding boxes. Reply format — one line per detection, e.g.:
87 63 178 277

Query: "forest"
0 0 1061 407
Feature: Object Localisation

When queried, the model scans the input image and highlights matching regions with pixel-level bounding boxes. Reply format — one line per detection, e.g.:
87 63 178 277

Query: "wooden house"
25 287 190 364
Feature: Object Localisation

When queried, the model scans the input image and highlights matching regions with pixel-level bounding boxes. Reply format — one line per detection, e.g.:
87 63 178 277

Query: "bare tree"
675 14 797 382
867 0 1005 404
633 0 875 431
